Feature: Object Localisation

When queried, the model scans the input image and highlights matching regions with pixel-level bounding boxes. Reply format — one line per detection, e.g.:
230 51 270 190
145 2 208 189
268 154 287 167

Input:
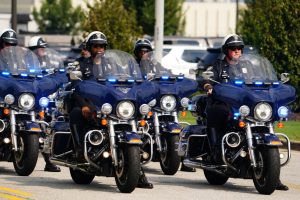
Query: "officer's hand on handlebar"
82 106 92 118
204 83 213 95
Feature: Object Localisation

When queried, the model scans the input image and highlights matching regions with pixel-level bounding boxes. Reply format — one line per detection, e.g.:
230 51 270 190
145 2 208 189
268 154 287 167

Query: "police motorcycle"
139 51 198 175
45 50 158 193
177 53 295 194
34 48 69 121
0 46 58 175
31 48 70 157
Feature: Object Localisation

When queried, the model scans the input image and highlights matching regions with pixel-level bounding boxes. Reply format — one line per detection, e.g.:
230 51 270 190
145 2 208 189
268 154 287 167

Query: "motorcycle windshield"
228 53 278 82
140 51 173 77
0 46 42 76
33 48 64 71
93 50 142 80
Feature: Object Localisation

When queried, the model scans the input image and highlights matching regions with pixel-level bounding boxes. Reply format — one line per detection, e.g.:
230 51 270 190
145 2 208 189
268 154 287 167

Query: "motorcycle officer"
28 36 61 172
0 28 18 50
28 36 49 68
69 33 153 189
132 39 158 189
76 41 90 62
203 33 288 191
69 31 106 162
134 39 196 173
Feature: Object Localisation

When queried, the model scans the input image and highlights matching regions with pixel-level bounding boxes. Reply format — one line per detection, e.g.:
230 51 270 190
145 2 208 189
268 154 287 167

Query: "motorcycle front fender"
254 133 282 146
21 121 42 133
162 122 182 135
121 131 142 145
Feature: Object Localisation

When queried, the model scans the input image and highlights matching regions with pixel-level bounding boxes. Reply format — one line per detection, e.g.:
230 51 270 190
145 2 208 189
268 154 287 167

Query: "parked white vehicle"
161 45 207 80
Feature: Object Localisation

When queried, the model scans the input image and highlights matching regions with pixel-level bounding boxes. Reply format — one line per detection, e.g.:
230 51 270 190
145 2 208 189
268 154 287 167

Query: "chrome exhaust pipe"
0 119 5 132
182 159 227 175
50 158 95 174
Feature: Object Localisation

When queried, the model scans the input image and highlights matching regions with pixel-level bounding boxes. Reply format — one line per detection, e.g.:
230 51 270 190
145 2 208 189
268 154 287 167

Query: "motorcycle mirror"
70 71 82 81
202 71 214 80
280 73 290 83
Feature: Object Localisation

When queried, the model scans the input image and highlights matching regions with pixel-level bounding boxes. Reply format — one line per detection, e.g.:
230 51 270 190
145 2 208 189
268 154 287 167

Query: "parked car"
163 36 208 48
161 45 207 79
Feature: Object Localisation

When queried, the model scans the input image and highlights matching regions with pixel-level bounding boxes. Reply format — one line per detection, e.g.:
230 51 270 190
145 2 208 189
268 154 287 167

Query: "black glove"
204 83 213 95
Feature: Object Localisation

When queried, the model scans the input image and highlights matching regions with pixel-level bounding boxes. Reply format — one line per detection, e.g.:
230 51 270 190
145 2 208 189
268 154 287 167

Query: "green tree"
123 0 185 36
82 0 142 52
32 0 83 34
239 0 300 109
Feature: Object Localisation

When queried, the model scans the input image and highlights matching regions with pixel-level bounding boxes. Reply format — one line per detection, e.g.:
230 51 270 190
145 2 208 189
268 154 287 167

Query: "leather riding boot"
207 127 222 164
137 167 153 189
70 124 85 162
42 152 61 172
276 180 289 191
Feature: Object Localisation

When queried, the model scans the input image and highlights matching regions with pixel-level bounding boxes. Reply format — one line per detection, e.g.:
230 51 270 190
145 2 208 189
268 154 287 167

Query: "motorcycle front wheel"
204 170 229 185
70 168 95 184
159 135 180 175
252 146 280 195
13 133 39 176
115 145 140 193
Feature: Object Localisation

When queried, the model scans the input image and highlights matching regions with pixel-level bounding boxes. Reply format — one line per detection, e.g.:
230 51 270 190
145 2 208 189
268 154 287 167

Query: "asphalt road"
0 151 300 200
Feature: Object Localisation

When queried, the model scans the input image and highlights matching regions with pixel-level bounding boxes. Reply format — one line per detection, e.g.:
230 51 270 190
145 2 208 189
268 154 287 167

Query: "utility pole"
236 0 239 34
12 0 17 31
154 0 164 62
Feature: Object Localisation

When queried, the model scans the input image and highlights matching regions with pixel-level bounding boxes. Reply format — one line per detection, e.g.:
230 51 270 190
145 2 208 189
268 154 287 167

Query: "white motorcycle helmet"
28 36 48 50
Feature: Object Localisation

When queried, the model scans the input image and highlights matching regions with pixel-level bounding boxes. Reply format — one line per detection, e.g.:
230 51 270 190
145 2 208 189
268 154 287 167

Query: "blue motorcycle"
177 53 295 194
46 50 158 193
139 51 198 175
34 48 69 122
0 46 57 175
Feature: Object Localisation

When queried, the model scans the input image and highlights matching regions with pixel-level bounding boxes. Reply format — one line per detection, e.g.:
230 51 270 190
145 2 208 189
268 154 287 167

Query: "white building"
183 0 245 37
0 0 245 38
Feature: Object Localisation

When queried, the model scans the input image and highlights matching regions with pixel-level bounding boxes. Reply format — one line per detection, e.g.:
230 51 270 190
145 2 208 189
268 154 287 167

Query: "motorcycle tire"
115 145 140 193
70 168 95 184
13 133 39 176
252 146 280 195
203 170 229 185
159 135 181 175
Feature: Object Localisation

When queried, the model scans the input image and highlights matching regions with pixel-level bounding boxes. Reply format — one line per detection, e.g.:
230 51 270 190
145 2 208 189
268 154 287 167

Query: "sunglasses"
229 46 243 51
138 49 150 53
92 44 106 48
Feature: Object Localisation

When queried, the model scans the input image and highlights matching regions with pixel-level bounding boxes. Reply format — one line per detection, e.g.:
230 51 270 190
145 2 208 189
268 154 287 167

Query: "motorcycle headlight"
148 99 156 107
101 103 112 115
254 102 272 121
117 101 135 119
278 106 289 118
39 97 49 108
180 97 189 108
4 94 15 105
18 93 35 110
139 104 151 115
48 92 58 100
239 105 250 117
160 95 176 111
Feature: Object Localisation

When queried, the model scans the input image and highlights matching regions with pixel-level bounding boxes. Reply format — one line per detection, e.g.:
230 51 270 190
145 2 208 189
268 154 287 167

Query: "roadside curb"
290 141 300 151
